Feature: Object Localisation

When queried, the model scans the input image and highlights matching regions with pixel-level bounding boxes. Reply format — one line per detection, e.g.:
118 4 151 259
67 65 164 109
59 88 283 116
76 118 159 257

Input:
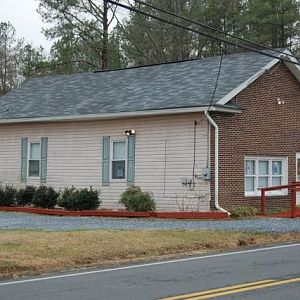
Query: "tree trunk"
101 0 108 70
280 14 285 48
3 36 7 95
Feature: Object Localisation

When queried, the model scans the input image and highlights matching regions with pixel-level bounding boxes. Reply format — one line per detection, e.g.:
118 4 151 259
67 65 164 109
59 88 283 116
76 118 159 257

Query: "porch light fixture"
277 97 285 105
124 129 136 136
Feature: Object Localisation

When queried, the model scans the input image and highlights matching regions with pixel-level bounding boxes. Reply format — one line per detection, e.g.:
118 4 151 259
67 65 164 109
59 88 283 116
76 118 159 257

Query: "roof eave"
0 105 242 125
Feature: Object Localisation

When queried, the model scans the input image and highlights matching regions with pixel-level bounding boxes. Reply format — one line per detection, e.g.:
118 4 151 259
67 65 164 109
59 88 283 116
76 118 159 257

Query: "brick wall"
210 62 300 210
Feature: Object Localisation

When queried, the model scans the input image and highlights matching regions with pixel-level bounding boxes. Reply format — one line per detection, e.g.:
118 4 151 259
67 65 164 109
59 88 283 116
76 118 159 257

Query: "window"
112 141 126 179
29 143 40 177
245 157 287 196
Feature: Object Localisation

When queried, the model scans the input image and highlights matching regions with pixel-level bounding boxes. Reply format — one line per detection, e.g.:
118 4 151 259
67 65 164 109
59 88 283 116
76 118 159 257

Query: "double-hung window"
28 143 41 177
112 141 126 180
245 157 287 196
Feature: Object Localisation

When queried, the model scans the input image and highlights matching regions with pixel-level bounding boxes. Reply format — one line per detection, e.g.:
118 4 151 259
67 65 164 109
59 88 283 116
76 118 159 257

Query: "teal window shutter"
127 135 136 186
40 137 48 183
21 137 28 182
102 136 110 186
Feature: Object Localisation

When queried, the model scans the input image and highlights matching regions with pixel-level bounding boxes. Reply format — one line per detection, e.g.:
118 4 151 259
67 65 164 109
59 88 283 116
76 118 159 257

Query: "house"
0 49 299 212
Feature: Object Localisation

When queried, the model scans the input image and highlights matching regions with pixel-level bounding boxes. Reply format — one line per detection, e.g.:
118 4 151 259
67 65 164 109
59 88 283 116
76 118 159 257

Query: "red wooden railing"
259 182 300 218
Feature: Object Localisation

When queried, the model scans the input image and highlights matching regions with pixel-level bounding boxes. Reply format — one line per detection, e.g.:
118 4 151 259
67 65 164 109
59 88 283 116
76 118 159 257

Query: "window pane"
245 160 255 175
30 143 40 160
258 177 268 188
272 161 282 175
112 160 125 179
258 161 269 175
29 160 39 177
113 142 125 160
245 177 254 192
272 177 282 186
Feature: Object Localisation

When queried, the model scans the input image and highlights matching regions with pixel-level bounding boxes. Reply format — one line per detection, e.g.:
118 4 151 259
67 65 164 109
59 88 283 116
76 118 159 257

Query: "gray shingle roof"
0 50 281 120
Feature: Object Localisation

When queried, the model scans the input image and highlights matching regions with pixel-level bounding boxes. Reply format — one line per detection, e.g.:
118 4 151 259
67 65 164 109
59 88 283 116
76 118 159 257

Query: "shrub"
57 186 100 211
16 186 36 206
32 186 59 209
120 186 156 212
0 185 17 206
230 206 259 218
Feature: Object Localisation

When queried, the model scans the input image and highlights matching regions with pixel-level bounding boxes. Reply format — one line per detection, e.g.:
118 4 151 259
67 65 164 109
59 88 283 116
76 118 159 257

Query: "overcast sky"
0 0 53 52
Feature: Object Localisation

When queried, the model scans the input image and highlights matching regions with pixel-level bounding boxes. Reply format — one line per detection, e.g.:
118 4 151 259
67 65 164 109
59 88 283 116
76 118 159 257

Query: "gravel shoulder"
1 211 300 232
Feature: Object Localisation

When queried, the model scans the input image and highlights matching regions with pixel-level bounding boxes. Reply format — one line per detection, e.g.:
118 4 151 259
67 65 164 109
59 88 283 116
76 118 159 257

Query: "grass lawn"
1 229 300 279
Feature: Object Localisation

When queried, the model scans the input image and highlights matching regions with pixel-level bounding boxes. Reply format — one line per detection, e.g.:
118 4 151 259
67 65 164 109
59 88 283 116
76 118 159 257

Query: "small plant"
16 186 36 206
32 186 59 209
230 206 259 218
120 186 156 212
0 185 17 206
57 186 100 211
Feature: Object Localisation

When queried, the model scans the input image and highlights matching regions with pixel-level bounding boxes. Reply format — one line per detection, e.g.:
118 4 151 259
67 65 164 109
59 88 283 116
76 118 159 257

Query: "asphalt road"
1 243 300 300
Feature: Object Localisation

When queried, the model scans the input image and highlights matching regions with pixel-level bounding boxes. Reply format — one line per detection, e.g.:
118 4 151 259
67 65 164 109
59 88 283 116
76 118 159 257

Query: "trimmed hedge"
16 186 36 206
120 186 156 212
57 186 100 211
0 185 17 206
32 186 59 209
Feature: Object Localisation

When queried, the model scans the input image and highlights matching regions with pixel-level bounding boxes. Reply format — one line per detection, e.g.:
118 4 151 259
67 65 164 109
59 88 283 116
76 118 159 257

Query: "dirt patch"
1 229 300 279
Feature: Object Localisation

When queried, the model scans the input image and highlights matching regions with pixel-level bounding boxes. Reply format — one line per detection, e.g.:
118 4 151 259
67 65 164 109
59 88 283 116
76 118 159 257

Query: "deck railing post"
261 189 266 216
291 187 296 219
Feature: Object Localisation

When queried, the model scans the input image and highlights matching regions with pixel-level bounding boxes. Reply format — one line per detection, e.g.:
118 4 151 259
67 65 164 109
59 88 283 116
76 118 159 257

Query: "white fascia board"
216 58 280 106
209 106 242 113
281 48 300 82
0 105 241 125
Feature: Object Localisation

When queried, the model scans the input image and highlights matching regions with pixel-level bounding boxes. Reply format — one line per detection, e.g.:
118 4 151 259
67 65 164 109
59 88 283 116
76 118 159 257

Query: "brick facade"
210 62 300 210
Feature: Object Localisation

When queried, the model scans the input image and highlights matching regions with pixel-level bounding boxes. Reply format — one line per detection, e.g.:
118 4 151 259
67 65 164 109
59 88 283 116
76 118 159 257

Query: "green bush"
32 186 59 209
0 185 17 206
120 186 156 212
16 186 36 206
229 206 259 218
57 186 100 211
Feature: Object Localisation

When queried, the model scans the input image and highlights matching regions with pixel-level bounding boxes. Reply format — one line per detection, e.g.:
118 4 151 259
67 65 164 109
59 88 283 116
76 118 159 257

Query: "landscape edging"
0 206 229 219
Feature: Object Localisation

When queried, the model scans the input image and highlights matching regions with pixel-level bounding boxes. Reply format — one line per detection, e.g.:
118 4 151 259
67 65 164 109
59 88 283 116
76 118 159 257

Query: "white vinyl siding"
245 157 288 197
0 113 210 211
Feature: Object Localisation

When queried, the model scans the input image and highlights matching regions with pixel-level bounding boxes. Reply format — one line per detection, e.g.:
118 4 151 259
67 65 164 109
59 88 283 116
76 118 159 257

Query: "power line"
209 48 224 110
107 0 300 67
131 0 298 61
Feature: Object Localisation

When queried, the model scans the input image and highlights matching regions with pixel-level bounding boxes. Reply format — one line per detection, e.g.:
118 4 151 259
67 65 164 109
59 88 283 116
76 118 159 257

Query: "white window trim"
245 156 288 197
27 142 41 179
110 139 127 182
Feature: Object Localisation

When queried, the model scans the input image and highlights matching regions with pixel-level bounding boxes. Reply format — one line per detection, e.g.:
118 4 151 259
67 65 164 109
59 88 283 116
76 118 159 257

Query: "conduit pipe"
205 111 230 215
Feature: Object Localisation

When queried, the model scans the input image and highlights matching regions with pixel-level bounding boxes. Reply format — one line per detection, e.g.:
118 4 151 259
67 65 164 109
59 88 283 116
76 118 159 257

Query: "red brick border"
0 206 229 219
270 209 300 218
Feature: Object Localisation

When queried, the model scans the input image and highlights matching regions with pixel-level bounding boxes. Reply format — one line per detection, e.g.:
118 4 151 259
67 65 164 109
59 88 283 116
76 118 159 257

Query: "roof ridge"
93 56 205 73
23 48 286 81
93 51 255 74
92 48 287 74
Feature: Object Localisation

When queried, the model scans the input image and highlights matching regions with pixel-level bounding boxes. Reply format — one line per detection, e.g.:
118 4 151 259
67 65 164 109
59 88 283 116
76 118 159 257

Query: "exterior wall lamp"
277 97 285 105
124 129 136 136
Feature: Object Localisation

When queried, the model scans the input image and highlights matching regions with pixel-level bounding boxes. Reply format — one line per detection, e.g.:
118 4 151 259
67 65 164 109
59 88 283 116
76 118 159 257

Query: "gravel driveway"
1 212 300 233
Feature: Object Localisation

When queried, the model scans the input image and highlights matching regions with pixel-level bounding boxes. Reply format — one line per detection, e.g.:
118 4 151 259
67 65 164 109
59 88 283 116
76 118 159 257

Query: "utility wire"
107 0 300 67
209 47 224 110
131 0 298 61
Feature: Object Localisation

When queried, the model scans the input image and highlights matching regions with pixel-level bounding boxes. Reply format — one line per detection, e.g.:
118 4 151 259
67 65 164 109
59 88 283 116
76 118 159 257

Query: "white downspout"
205 111 230 215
